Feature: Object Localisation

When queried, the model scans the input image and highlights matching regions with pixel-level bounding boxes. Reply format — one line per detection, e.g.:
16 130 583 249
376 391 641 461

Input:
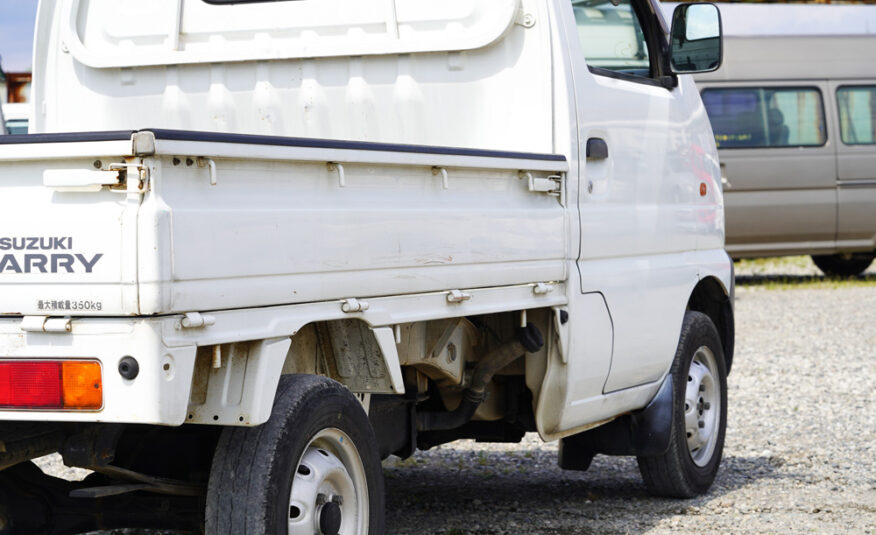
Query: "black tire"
206 374 385 534
637 311 727 498
812 252 875 277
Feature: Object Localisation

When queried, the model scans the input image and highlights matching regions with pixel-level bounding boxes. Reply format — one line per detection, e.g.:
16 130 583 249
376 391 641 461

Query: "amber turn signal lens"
61 361 103 409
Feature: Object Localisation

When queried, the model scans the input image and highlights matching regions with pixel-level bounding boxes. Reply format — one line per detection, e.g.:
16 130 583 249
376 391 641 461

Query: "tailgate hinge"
21 316 71 333
178 312 216 329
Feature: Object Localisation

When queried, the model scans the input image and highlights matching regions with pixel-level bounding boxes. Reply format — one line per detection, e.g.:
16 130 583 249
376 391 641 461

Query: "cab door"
561 0 710 419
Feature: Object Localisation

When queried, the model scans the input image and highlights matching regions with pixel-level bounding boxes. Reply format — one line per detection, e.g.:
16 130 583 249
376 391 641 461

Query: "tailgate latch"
520 171 562 196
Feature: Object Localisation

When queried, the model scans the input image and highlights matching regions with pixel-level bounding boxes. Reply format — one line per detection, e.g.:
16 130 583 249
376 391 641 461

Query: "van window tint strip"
837 86 876 146
701 87 827 149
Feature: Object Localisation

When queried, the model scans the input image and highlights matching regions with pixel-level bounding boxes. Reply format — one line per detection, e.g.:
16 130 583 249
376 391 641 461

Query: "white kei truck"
0 1 733 533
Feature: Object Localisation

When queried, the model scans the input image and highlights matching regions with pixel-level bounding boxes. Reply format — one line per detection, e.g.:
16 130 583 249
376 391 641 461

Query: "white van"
668 3 876 276
0 1 731 532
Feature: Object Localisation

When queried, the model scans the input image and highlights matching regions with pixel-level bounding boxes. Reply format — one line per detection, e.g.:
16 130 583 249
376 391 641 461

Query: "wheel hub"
318 499 342 535
287 429 368 535
684 346 721 467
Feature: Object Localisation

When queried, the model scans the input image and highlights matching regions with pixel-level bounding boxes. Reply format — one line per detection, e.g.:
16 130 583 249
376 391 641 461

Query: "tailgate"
0 133 141 316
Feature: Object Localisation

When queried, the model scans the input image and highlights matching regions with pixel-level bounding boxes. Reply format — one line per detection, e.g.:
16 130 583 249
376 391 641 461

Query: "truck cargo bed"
0 129 568 316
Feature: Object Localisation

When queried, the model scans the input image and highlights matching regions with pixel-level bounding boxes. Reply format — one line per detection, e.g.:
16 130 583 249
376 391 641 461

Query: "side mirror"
669 3 722 74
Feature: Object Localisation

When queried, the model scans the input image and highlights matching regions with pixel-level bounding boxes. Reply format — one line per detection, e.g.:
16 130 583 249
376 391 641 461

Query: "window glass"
701 87 826 149
5 120 28 135
837 86 876 145
571 0 651 77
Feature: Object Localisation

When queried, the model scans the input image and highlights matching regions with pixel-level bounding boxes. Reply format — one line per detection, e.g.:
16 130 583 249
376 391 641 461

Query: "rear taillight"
0 361 102 410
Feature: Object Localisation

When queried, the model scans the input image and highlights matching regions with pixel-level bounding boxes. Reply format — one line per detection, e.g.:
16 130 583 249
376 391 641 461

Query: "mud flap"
559 375 674 471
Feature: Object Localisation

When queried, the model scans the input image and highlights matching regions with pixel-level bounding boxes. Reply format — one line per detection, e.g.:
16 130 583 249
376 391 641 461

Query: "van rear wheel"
637 311 727 498
812 252 875 277
206 374 385 534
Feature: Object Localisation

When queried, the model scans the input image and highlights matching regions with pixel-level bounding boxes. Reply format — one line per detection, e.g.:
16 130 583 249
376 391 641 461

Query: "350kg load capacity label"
37 299 103 312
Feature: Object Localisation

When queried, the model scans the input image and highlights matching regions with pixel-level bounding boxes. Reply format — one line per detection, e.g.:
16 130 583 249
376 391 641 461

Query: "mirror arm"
659 75 678 90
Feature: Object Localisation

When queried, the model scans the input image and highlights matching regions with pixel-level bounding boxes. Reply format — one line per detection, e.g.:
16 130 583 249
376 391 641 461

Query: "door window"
701 87 826 149
571 0 653 79
837 86 876 145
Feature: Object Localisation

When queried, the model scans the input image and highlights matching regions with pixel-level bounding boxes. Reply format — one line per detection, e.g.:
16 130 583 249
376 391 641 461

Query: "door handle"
720 162 731 189
586 138 608 160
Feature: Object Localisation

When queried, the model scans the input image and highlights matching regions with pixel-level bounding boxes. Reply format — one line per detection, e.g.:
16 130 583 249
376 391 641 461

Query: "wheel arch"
686 276 735 374
185 318 404 427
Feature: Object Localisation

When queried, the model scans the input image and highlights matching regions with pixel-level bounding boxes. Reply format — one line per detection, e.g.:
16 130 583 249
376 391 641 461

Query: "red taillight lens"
0 361 102 410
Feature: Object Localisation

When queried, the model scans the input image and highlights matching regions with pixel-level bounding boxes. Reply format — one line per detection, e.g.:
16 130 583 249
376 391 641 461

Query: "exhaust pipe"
417 323 543 432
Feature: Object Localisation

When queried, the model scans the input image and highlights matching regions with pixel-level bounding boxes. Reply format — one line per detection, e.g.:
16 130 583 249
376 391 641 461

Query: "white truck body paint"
0 0 731 438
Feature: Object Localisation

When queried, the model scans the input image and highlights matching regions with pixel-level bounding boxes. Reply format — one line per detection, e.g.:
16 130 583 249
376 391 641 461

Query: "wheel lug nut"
704 402 711 410
699 385 706 392
698 421 705 428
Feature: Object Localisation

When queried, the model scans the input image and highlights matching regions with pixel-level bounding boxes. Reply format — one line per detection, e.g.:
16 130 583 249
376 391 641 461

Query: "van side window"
837 86 876 145
572 0 652 79
701 87 826 149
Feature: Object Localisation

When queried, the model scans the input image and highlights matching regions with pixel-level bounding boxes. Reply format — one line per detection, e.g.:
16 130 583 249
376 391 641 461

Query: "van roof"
662 3 876 37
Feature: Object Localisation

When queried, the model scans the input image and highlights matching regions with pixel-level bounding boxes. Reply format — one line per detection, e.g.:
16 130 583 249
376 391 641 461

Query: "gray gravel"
34 264 876 534
383 281 876 534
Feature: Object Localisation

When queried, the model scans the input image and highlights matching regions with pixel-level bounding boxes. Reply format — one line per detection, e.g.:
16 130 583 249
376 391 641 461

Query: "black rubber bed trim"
0 128 566 163
143 128 567 162
0 131 136 144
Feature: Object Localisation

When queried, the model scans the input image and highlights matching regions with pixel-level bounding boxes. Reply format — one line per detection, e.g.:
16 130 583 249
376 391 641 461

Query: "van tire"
206 374 385 534
812 252 875 277
636 311 727 498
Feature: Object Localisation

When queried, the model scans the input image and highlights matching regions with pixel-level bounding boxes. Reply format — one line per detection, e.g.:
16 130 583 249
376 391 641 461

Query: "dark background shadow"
736 273 876 286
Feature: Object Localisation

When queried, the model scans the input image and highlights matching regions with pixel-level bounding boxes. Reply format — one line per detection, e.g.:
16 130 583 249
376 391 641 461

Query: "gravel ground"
34 259 876 534
383 266 876 534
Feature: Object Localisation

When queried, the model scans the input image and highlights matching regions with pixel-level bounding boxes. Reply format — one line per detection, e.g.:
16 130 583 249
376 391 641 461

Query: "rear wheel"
206 374 384 534
812 252 875 277
637 311 727 498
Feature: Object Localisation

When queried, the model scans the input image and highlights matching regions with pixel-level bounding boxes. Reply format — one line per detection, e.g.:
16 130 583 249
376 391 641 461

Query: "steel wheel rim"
287 428 368 535
684 346 721 467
